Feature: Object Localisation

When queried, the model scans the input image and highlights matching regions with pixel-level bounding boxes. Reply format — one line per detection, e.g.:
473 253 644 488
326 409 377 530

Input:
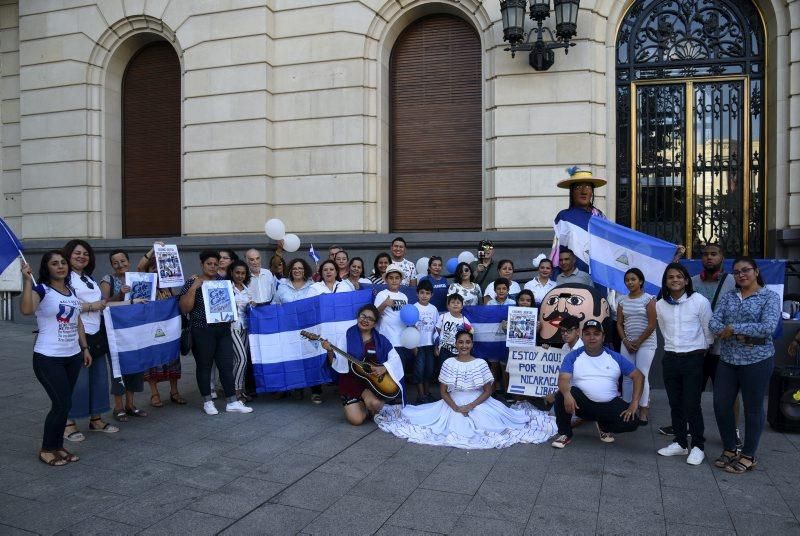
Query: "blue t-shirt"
419 275 449 312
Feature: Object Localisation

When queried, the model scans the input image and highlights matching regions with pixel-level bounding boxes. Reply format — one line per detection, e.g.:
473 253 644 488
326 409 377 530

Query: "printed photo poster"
506 306 538 348
202 280 238 324
506 346 566 397
153 244 185 288
124 272 157 302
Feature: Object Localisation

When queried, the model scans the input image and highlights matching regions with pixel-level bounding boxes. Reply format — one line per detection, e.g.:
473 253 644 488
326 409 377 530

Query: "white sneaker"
686 447 705 466
203 401 219 415
658 442 689 457
226 400 253 413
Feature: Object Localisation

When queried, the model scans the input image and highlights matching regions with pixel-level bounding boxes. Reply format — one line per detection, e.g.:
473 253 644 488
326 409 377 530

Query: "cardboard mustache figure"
537 283 610 347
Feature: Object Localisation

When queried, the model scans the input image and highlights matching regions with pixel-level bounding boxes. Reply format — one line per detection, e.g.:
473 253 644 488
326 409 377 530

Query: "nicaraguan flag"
588 216 677 296
103 298 182 378
308 244 320 264
553 207 598 272
681 259 785 300
0 216 23 275
248 289 372 392
464 305 509 362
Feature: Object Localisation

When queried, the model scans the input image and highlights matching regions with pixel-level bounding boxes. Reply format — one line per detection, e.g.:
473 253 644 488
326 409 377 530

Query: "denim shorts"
412 345 435 384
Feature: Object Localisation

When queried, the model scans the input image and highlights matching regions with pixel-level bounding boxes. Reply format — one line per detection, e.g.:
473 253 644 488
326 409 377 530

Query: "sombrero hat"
557 166 606 189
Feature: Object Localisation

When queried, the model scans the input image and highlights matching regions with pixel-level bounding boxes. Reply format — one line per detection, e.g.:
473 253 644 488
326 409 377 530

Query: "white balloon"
265 219 286 240
458 250 476 264
415 257 429 277
399 326 421 350
283 233 301 252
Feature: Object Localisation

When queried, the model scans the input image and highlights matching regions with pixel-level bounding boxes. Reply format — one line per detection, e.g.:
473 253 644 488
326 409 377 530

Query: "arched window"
390 14 482 231
122 41 181 237
616 0 765 257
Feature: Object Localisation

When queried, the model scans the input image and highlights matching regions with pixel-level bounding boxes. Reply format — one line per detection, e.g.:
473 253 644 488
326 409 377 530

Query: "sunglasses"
80 274 94 290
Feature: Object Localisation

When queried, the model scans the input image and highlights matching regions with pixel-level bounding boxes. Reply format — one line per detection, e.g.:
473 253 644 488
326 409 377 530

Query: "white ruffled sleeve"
438 358 456 386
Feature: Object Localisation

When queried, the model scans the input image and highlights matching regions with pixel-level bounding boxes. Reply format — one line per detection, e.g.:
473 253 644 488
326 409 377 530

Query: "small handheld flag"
308 244 320 264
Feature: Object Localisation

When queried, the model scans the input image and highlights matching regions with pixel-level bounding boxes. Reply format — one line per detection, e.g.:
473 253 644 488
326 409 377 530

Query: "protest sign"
202 280 238 324
125 272 157 302
506 346 565 397
506 306 537 348
153 243 185 288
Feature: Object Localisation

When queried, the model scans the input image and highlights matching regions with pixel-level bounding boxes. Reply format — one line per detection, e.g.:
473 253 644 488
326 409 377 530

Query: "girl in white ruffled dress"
376 330 556 449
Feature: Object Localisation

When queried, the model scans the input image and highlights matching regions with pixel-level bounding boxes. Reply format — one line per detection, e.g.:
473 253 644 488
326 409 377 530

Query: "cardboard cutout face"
538 283 610 346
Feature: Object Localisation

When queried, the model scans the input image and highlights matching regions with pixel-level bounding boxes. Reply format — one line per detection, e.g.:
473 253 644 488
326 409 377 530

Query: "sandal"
169 392 187 405
89 418 119 434
125 407 147 418
724 454 757 474
39 450 68 467
150 394 164 408
54 448 79 463
113 409 129 422
63 423 85 442
714 449 738 468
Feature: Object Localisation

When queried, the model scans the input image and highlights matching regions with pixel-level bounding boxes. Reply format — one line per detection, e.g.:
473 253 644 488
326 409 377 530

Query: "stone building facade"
0 0 796 258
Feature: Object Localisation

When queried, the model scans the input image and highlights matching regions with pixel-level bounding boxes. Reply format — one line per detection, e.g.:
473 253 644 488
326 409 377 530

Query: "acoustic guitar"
300 330 401 400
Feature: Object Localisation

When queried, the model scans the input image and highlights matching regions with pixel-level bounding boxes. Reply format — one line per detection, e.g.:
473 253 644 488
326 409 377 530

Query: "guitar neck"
300 331 363 366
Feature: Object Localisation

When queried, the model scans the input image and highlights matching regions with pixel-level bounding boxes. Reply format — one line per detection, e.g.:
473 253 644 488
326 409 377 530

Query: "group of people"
19 167 783 474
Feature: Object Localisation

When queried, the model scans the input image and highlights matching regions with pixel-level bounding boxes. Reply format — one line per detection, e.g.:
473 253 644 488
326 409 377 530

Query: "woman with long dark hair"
346 257 372 290
62 239 118 441
710 257 781 474
370 253 391 284
655 262 713 466
448 262 482 306
228 259 255 402
20 251 92 465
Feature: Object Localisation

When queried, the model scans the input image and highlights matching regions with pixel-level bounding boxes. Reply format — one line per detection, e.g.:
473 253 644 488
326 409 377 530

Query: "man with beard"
537 283 610 347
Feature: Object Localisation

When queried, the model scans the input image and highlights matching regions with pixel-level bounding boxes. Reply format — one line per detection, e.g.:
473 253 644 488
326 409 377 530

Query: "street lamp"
499 0 581 71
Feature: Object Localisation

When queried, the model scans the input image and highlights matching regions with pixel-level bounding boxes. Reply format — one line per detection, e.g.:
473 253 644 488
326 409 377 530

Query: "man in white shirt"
245 248 275 304
390 237 417 286
655 263 713 466
556 249 594 288
551 320 644 448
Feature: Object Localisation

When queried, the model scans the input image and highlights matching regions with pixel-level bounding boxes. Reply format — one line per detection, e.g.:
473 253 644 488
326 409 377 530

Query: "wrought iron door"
616 0 765 258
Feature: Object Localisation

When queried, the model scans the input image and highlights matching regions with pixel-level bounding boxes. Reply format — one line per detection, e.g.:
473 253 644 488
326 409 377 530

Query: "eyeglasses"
80 274 94 289
358 314 377 322
732 267 754 277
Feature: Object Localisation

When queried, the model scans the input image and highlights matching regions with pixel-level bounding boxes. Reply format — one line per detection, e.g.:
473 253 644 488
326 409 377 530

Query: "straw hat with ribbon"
557 166 607 189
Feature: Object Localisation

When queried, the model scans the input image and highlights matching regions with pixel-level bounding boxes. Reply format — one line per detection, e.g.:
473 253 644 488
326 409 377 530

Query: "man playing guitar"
318 304 405 426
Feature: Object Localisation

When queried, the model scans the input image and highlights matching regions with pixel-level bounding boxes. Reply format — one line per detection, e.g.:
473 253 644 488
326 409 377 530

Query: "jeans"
69 329 111 419
554 387 640 438
192 324 236 401
32 353 82 450
662 350 706 449
714 356 774 457
412 346 435 384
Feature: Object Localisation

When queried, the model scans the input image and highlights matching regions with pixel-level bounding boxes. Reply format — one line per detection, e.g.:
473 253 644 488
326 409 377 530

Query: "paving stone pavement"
1 321 800 535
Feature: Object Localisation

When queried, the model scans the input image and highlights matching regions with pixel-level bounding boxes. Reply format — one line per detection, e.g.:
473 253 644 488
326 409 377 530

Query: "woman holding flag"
20 252 93 466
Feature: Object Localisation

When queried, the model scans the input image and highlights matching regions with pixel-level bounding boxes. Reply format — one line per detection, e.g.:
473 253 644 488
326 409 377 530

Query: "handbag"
179 315 192 355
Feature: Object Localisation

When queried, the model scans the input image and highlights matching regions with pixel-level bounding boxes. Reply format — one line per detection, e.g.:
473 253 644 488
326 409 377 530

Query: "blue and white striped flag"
308 244 320 264
463 305 509 362
682 259 785 301
103 298 182 378
248 289 372 392
588 216 677 296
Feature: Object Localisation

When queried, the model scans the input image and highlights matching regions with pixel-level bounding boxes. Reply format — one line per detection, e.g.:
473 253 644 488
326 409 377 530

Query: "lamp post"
499 0 580 71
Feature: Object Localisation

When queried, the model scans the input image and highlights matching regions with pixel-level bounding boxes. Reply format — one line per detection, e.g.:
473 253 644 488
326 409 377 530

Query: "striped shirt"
619 293 656 347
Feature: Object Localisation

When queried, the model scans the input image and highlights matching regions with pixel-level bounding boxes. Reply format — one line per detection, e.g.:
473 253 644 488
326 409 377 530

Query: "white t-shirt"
524 277 557 305
560 348 635 403
374 289 409 346
436 312 472 353
484 280 521 301
561 338 584 353
33 284 82 357
414 302 439 346
308 279 354 297
70 271 102 335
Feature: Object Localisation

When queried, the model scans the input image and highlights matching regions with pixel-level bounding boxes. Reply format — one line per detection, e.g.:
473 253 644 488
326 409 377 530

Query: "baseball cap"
384 263 404 277
583 319 604 332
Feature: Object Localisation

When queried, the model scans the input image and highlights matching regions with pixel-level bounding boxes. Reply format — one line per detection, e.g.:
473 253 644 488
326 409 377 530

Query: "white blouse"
438 357 494 393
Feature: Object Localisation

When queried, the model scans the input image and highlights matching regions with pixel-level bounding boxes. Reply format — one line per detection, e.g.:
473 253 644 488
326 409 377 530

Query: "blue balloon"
446 257 459 274
399 304 420 326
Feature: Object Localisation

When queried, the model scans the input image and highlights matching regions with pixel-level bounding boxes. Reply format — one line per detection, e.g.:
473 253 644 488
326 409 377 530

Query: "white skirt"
375 389 557 449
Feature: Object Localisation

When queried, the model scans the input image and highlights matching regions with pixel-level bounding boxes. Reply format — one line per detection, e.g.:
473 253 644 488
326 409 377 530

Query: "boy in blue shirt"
418 256 449 312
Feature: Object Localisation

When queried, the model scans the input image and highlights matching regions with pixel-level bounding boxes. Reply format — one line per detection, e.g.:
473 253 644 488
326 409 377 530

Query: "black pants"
32 352 82 450
662 350 706 449
192 324 236 400
554 387 640 438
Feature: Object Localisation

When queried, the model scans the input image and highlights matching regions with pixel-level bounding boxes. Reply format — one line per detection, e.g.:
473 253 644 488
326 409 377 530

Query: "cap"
556 166 606 189
384 263 404 277
582 319 604 332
